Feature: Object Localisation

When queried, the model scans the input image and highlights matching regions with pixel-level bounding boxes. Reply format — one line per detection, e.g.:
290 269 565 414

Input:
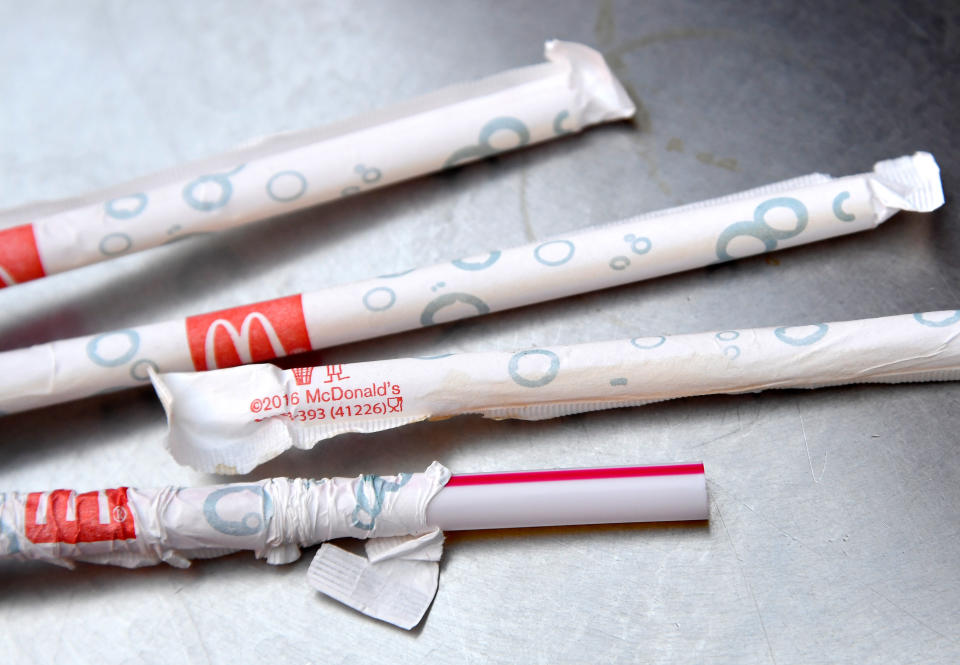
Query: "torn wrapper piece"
0 152 943 414
154 310 960 474
0 41 633 287
308 530 443 630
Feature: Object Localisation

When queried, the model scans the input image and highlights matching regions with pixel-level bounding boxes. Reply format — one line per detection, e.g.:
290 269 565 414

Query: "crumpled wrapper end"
0 464 452 629
545 39 635 127
870 151 944 218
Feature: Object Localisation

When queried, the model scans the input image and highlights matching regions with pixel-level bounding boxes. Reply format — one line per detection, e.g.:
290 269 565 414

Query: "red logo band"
25 488 136 544
185 294 311 371
0 224 45 288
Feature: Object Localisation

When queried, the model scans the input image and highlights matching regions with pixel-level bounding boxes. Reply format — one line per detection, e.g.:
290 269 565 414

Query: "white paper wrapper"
0 463 449 569
0 152 943 414
155 310 960 473
308 530 445 630
0 41 633 287
0 463 449 628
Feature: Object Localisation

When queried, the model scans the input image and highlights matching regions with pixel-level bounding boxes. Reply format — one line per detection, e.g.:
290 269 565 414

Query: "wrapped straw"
0 41 633 287
0 152 943 415
154 310 960 473
0 462 707 629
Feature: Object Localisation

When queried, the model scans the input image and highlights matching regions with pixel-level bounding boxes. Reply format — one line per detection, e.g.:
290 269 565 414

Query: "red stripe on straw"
446 463 704 487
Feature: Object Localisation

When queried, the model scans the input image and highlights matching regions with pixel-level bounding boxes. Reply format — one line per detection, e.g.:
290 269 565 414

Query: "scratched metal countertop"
1 2 958 663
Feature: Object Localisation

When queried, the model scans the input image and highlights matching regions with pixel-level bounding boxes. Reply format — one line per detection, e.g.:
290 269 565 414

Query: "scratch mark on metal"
688 426 742 449
689 404 757 449
627 136 671 195
599 311 634 333
51 588 76 662
594 0 617 47
177 592 214 665
695 151 739 172
797 404 826 484
932 267 960 304
870 587 956 644
518 168 536 242
607 27 735 61
711 481 825 560
103 9 184 164
716 502 779 665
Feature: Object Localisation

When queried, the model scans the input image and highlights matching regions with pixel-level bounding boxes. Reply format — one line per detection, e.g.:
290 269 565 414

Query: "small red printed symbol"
185 295 311 371
0 224 46 288
292 367 315 386
387 397 403 413
25 488 136 544
323 364 350 383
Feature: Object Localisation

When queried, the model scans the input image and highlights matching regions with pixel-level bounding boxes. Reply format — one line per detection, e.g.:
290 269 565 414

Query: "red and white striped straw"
427 463 707 530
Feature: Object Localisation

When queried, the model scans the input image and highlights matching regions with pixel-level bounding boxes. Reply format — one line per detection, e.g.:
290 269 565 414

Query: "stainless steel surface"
1 1 958 663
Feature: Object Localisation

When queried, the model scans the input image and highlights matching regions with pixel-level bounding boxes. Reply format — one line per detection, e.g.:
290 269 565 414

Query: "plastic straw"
427 463 708 530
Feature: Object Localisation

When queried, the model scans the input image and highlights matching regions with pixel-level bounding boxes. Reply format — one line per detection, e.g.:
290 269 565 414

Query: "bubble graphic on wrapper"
625 234 652 255
913 311 960 327
508 349 560 388
630 336 666 349
715 331 741 359
130 359 160 382
266 170 308 202
832 191 856 222
715 196 808 261
420 292 490 326
444 116 531 168
609 234 652 270
0 529 19 555
356 164 381 184
774 323 829 346
452 250 501 271
340 164 382 197
86 330 140 367
609 256 630 270
553 110 572 136
202 485 273 536
183 165 244 211
0 499 20 555
363 286 396 312
352 473 412 531
534 239 575 267
98 232 134 256
105 193 148 219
